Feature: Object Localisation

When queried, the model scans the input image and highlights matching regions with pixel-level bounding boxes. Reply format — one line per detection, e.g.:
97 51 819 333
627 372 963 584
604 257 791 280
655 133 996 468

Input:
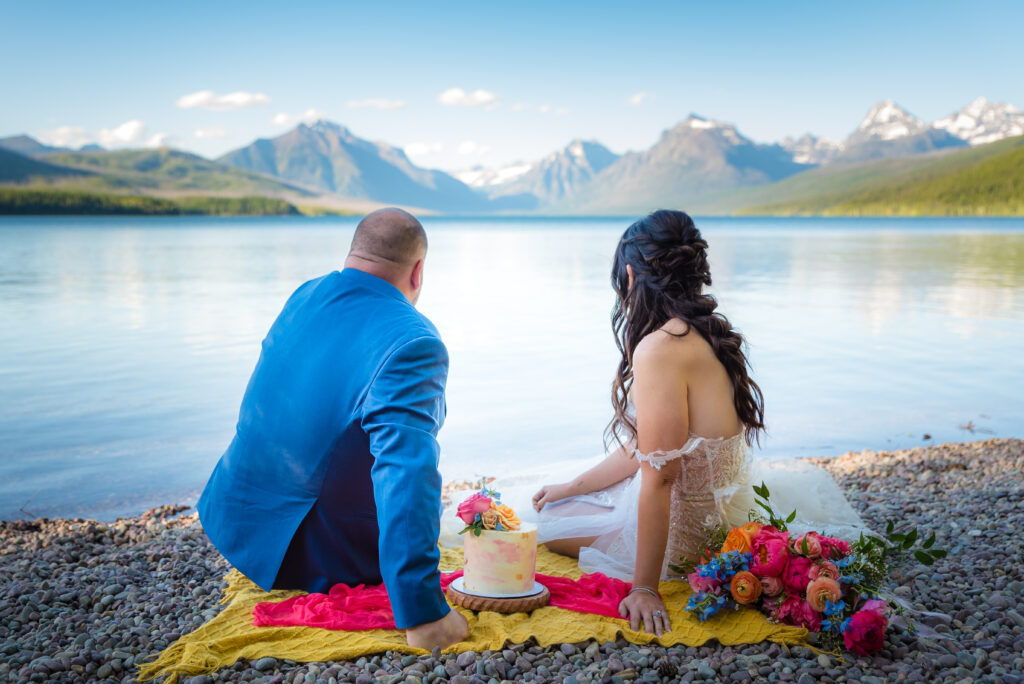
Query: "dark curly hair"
606 209 765 449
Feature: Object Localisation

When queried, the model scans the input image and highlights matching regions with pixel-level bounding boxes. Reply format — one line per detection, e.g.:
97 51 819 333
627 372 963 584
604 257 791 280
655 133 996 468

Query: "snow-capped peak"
779 133 844 165
568 140 586 158
454 162 533 188
854 100 926 141
933 97 1024 146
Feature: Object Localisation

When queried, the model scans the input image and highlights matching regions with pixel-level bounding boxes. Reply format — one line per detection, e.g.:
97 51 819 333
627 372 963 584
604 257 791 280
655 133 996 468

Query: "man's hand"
405 608 469 651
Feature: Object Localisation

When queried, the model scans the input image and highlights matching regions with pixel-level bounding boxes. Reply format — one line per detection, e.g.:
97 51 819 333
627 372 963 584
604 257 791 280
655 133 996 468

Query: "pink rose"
778 597 822 631
784 556 813 594
456 492 492 524
687 571 722 595
843 608 887 655
818 535 851 560
760 575 785 598
793 532 822 559
750 527 790 578
808 561 840 582
861 598 889 619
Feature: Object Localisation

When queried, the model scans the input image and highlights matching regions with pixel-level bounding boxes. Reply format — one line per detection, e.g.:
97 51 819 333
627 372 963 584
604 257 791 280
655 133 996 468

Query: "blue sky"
2 0 1022 170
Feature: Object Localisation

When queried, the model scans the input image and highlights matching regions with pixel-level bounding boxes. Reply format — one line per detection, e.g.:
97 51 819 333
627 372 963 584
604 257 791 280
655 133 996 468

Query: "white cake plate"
449 576 545 599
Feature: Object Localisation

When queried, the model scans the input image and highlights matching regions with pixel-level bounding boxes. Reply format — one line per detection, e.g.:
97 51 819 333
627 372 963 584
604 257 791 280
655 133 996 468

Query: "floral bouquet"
456 486 521 535
679 482 945 654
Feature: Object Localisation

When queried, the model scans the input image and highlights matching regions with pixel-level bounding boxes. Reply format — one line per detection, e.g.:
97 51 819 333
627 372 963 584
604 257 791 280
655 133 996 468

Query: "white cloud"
555 107 570 116
346 98 406 110
437 87 499 110
404 141 443 157
511 102 530 112
36 126 92 149
627 92 652 106
97 120 146 146
37 119 160 150
194 127 228 139
144 132 171 148
457 140 491 155
538 104 551 114
176 90 271 111
271 109 325 127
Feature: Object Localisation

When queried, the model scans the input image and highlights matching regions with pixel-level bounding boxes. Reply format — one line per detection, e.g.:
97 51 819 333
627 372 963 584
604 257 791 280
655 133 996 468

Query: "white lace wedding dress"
440 432 869 582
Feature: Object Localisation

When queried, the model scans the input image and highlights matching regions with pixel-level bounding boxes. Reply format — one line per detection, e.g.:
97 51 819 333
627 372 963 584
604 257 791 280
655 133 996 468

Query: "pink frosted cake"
455 487 539 597
463 523 538 596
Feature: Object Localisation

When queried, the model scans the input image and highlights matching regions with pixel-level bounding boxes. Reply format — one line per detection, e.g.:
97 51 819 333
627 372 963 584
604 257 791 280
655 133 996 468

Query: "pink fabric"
253 570 632 630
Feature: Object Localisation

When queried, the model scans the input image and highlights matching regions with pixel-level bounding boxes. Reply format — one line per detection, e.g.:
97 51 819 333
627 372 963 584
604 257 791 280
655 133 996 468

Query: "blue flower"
840 617 853 633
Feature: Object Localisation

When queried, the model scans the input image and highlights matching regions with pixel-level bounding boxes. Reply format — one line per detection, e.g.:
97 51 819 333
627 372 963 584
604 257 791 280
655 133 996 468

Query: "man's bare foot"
405 609 469 651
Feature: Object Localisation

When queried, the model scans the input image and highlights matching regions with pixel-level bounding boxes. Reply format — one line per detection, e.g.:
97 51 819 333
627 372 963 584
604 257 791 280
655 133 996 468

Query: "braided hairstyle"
606 209 765 449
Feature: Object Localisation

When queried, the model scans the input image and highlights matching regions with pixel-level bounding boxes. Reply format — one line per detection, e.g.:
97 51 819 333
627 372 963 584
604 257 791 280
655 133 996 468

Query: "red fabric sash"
253 571 631 630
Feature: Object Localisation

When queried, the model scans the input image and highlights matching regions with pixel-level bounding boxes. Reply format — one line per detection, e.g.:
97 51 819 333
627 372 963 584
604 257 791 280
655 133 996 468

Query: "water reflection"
0 216 1021 520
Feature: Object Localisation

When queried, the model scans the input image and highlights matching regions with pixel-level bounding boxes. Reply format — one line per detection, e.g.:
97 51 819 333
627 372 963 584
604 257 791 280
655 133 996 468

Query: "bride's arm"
533 445 639 511
619 339 688 635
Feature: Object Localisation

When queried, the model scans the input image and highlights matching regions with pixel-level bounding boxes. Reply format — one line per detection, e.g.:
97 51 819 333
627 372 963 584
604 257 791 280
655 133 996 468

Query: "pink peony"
750 526 790 578
456 492 492 524
784 556 813 594
778 597 822 631
688 571 722 595
818 535 851 560
808 560 840 582
793 532 822 559
760 575 785 598
843 608 887 655
861 599 889 619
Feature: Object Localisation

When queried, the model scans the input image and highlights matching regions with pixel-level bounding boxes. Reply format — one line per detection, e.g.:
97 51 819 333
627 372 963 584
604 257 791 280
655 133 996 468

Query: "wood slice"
446 584 550 614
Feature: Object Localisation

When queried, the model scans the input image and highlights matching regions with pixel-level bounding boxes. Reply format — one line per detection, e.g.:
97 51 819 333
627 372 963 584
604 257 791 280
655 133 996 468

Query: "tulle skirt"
441 453 869 581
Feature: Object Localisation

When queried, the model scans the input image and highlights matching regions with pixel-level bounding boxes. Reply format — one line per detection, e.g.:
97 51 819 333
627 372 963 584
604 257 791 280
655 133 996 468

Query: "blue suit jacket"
197 267 449 628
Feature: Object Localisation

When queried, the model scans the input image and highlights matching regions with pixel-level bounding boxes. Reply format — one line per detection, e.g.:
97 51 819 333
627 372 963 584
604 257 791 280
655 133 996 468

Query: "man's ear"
410 259 424 291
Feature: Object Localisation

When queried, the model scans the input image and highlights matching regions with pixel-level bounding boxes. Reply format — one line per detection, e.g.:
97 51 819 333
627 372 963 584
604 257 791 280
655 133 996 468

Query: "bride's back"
645 317 744 441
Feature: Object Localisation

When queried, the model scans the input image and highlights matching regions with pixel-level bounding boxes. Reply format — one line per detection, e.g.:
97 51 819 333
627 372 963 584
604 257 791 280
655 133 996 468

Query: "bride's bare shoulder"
633 321 701 374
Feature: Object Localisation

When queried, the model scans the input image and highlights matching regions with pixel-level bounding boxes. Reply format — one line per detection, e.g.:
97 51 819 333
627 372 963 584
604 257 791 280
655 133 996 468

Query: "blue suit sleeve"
362 335 450 629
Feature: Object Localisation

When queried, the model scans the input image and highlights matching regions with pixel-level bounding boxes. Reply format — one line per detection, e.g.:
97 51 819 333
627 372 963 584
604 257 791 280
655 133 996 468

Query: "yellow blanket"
137 546 807 683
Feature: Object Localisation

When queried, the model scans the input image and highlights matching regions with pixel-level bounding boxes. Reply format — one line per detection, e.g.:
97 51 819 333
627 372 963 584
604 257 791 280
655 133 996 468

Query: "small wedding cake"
455 489 539 597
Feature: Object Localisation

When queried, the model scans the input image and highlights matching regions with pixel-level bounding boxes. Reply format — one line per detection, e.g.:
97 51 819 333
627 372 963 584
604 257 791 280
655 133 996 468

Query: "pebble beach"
1 437 1022 684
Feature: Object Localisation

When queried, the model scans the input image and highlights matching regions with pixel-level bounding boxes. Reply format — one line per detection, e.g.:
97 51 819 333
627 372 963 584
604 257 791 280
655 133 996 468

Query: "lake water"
1 216 1022 521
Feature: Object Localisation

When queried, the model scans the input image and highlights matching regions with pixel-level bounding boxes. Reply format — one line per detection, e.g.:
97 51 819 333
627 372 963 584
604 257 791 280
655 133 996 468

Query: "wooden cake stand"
446 584 550 613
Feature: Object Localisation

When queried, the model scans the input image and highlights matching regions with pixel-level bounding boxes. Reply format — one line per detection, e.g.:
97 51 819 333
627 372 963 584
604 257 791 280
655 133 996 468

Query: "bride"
502 209 867 637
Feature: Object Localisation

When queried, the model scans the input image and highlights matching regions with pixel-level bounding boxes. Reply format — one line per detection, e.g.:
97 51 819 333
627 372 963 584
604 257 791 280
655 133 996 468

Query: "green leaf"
913 550 935 565
473 527 482 536
930 549 948 559
756 500 773 514
801 536 809 555
760 482 770 499
888 532 906 543
885 520 895 535
923 532 936 549
786 510 797 523
902 528 918 550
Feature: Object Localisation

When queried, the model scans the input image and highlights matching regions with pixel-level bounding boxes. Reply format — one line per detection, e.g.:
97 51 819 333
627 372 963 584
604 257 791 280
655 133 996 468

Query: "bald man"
198 208 468 650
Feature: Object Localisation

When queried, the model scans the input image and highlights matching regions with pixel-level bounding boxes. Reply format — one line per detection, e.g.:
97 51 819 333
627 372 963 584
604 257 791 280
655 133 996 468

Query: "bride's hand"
532 483 569 512
618 588 671 636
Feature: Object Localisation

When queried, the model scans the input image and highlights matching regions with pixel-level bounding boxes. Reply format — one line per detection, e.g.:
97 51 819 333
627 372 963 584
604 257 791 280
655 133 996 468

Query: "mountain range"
2 96 1023 216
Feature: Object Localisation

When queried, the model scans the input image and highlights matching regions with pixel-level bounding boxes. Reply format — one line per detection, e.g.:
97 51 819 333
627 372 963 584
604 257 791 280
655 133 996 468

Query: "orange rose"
729 571 762 605
721 527 754 554
492 503 521 531
480 509 500 530
806 577 842 612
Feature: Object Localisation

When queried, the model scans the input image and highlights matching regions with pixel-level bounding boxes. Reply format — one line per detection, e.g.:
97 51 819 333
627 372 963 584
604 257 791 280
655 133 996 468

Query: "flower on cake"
457 487 521 535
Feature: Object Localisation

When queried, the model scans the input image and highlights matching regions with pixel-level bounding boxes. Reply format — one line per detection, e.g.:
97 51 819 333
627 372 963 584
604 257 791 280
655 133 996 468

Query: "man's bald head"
349 208 427 265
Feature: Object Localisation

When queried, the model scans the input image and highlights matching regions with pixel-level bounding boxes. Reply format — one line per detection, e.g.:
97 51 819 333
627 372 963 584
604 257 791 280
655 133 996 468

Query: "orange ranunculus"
492 503 521 531
721 527 754 554
740 521 763 538
730 571 762 605
806 577 842 612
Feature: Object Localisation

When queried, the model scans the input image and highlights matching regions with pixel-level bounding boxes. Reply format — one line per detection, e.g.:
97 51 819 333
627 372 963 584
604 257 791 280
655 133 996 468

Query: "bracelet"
628 586 661 600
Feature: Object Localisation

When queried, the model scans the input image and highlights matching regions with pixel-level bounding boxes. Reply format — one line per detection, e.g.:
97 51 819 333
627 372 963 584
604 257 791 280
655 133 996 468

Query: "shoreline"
1 437 1022 683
